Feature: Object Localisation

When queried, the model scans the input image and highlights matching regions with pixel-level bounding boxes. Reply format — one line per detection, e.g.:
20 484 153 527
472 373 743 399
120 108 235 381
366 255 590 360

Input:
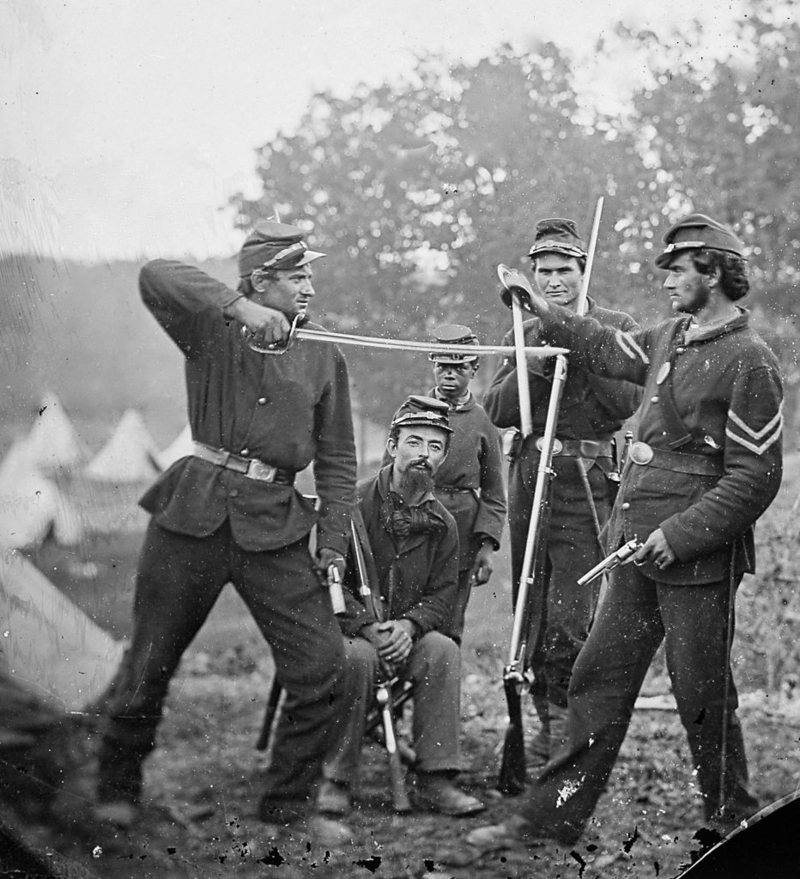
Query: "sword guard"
243 312 305 355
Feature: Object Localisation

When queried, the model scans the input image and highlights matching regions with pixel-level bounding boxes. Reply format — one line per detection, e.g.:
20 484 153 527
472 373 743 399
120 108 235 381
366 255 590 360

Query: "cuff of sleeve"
404 612 429 640
659 518 693 563
317 531 350 557
475 532 500 551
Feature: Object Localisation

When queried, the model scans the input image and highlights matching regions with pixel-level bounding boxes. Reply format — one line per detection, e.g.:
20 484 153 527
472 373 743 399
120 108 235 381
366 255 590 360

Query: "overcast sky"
1 0 777 263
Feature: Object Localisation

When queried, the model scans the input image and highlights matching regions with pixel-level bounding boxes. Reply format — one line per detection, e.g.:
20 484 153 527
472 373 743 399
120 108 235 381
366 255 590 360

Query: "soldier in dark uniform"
92 221 357 846
483 219 641 762
317 396 485 818
469 213 783 849
382 325 506 643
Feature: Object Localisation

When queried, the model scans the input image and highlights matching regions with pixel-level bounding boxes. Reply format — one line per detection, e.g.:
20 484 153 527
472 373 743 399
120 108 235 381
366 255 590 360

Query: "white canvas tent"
84 409 162 483
25 391 85 474
0 550 125 711
0 441 83 549
157 423 193 470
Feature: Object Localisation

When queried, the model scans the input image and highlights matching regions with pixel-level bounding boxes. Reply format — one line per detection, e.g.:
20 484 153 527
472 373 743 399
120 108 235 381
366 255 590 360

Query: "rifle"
496 197 604 794
350 515 412 813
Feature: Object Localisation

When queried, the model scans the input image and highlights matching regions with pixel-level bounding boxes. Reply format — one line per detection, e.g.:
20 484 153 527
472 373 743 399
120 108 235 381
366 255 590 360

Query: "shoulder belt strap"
658 319 700 451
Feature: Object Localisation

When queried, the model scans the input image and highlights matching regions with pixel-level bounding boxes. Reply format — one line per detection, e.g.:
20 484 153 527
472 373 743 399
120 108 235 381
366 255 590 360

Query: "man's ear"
386 438 397 460
250 270 269 292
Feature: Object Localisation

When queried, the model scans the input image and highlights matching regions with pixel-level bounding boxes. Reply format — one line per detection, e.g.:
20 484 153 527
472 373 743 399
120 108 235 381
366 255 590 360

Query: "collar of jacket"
431 387 476 412
681 306 749 345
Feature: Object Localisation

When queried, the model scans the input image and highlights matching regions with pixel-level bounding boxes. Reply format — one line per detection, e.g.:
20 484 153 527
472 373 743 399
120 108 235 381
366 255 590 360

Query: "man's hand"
314 546 346 583
497 265 550 315
227 297 290 346
361 619 415 669
633 528 677 571
470 541 495 586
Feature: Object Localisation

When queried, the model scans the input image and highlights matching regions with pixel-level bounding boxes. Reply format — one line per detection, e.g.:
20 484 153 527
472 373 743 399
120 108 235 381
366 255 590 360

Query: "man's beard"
676 279 711 315
399 463 434 495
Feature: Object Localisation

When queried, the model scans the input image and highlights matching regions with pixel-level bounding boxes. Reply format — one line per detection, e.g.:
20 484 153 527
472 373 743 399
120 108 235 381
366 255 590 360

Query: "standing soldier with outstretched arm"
483 219 641 771
92 220 358 847
469 213 783 850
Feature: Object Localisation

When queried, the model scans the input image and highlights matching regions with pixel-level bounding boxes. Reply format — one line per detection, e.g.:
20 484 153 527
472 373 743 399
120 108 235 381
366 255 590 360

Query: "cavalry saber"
245 323 568 358
350 518 412 814
498 197 604 794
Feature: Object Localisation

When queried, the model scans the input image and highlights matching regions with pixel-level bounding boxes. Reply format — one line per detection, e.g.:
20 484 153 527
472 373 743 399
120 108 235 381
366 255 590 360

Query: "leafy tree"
231 1 800 428
231 44 634 423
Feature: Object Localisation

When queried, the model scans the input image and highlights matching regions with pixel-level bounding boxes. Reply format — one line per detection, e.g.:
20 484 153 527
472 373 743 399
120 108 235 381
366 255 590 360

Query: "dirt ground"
6 634 798 879
9 469 800 879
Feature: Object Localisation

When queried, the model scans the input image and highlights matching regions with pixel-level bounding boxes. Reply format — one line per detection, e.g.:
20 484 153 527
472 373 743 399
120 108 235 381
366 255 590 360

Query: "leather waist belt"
628 441 723 476
192 442 295 485
534 437 614 458
436 485 476 494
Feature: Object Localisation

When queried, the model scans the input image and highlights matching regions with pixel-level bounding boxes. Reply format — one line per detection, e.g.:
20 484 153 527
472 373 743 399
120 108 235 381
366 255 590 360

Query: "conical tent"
84 410 162 483
25 391 85 474
158 424 193 470
0 441 83 549
0 550 125 711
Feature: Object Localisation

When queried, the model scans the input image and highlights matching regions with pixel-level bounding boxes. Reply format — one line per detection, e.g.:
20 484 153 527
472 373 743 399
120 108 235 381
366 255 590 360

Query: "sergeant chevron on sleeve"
468 211 784 853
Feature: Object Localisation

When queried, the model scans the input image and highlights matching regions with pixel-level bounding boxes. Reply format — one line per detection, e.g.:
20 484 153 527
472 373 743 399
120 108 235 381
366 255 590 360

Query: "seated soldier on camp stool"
317 396 486 818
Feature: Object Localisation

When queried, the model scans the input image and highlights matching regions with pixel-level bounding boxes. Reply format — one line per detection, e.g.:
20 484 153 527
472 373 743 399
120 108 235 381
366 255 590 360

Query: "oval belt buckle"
629 441 654 465
536 437 563 455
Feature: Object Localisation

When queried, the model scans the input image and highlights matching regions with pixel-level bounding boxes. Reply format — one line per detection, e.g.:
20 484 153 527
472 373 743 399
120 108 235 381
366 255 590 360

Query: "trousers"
521 561 758 840
508 448 610 708
96 520 345 822
324 631 461 783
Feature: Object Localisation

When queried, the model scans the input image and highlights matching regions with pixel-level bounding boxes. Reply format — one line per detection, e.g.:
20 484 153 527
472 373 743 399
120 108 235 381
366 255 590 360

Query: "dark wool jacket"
381 391 506 568
339 466 459 638
137 259 356 554
484 299 642 441
536 305 784 584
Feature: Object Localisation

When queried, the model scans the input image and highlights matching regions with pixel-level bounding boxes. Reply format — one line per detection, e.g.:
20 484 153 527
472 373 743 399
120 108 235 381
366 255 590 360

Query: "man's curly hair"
690 250 749 301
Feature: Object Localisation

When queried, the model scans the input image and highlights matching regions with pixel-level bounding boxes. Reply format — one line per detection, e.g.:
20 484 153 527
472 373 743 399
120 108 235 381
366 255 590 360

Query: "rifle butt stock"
498 677 527 795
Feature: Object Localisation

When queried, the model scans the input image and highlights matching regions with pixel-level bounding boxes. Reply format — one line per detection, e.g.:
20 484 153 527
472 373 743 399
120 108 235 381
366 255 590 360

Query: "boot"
547 703 569 760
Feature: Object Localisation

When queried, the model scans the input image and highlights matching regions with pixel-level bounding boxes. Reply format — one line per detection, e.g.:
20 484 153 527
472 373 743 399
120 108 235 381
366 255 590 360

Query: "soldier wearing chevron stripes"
468 213 783 850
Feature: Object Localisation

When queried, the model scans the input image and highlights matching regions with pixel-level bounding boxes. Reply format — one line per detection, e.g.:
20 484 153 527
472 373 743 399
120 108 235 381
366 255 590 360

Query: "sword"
243 319 568 358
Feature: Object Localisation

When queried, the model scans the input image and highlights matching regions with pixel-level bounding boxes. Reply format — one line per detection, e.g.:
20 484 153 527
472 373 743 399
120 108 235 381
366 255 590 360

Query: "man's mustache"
410 460 432 471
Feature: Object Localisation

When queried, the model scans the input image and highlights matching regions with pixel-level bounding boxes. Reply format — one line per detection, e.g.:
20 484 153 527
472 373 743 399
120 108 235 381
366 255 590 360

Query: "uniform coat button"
621 502 631 510
258 397 267 404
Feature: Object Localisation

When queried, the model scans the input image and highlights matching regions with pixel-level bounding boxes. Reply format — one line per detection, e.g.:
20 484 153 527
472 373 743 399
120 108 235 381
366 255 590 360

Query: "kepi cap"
655 213 745 269
238 220 326 277
391 395 453 434
429 324 479 365
527 218 588 261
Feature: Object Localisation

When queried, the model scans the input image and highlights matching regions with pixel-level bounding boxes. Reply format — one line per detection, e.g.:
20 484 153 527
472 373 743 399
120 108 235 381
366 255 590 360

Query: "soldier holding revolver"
469 213 783 849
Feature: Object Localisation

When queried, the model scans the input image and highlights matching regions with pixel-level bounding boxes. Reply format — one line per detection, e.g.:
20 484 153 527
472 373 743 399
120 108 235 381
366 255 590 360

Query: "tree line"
231 0 800 430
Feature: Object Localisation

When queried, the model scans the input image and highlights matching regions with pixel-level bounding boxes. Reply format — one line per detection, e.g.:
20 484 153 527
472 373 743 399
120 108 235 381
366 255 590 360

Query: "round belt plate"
536 437 563 454
629 441 654 465
656 362 671 385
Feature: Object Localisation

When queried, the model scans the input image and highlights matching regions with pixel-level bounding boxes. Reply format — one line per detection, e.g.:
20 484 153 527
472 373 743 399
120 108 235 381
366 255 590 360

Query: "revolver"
577 538 642 587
